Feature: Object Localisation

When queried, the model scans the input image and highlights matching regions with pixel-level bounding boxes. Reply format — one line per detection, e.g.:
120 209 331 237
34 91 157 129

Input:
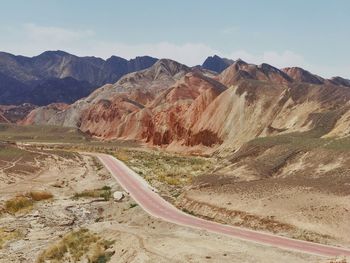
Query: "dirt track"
97 154 350 258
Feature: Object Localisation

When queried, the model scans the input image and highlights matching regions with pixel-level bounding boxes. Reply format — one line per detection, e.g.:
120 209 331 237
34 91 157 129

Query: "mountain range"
20 54 350 155
2 51 349 109
0 51 157 105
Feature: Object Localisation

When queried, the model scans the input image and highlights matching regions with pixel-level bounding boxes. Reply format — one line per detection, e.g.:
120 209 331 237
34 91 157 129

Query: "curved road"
97 153 350 257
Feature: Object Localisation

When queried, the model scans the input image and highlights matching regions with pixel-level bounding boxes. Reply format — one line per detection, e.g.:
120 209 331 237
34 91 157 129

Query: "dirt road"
97 154 350 258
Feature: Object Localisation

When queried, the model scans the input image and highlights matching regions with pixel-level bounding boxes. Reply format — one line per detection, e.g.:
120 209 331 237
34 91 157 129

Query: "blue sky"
1 0 349 78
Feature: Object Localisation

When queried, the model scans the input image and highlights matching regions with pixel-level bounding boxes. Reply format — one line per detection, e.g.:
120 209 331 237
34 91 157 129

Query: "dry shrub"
74 190 101 199
158 174 182 185
73 186 111 201
29 191 53 201
37 228 114 263
114 150 130 162
5 196 33 213
0 228 22 248
4 191 53 214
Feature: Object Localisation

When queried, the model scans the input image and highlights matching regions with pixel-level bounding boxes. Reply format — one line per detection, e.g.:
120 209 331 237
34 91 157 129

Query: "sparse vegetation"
44 150 77 159
158 174 182 185
129 203 138 208
73 186 112 201
73 190 101 199
4 191 53 214
101 185 111 191
250 114 350 153
5 196 33 214
251 133 326 150
113 148 214 188
180 200 333 243
36 228 114 263
0 227 22 249
182 208 195 215
100 189 112 201
0 123 88 143
325 136 350 151
293 229 332 243
29 191 53 201
0 144 36 162
114 149 130 162
93 157 104 171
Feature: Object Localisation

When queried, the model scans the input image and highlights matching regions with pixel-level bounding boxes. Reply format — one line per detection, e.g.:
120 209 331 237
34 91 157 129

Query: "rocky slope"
23 57 350 154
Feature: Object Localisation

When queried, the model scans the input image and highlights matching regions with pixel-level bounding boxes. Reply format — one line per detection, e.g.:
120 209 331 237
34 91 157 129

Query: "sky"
0 0 349 78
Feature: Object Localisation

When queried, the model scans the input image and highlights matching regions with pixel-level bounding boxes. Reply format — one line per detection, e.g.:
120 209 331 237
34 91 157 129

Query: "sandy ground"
0 147 335 263
179 186 350 247
172 144 350 255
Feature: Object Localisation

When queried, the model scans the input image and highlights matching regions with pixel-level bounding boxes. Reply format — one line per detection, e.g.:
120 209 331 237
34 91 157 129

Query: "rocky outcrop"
202 55 234 73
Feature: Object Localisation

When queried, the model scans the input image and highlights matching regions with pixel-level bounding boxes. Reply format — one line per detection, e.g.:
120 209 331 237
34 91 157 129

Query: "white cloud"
227 50 306 69
0 24 95 56
0 24 218 66
262 51 306 68
23 23 94 44
84 41 219 66
224 50 350 78
1 23 348 78
0 24 305 68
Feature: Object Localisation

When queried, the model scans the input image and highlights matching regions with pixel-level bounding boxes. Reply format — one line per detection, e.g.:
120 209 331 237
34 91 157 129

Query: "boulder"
113 191 124 201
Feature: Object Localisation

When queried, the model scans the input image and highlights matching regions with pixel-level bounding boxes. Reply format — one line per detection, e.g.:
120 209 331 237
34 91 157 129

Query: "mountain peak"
219 60 293 86
155 58 183 65
152 59 190 77
259 62 278 70
234 59 248 66
202 55 234 73
329 76 350 87
282 67 324 85
37 50 73 58
259 63 285 74
108 55 126 60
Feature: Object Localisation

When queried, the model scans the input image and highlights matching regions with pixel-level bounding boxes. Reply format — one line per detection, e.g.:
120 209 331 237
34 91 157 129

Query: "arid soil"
175 141 350 250
0 144 337 263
